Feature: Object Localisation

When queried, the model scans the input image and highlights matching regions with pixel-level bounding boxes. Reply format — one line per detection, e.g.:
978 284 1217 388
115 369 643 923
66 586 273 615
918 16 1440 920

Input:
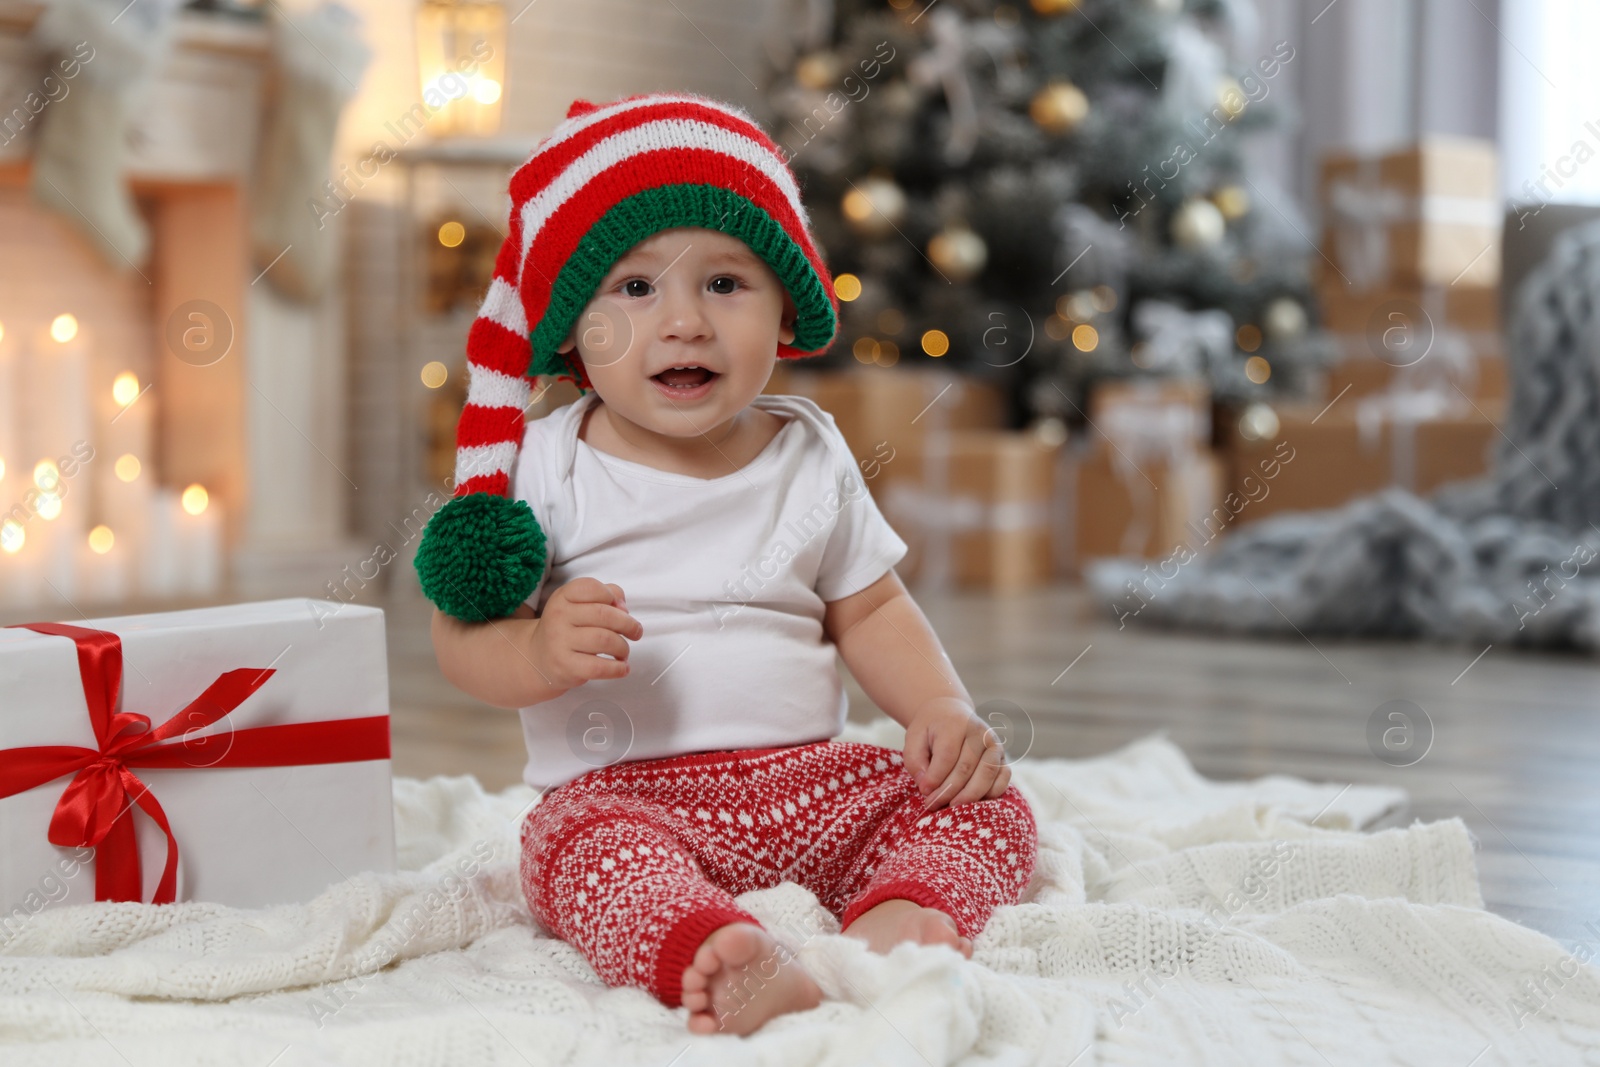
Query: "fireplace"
0 5 360 613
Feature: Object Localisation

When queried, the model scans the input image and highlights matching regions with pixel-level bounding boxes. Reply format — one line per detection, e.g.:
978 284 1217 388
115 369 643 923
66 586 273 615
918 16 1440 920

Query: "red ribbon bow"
0 621 391 904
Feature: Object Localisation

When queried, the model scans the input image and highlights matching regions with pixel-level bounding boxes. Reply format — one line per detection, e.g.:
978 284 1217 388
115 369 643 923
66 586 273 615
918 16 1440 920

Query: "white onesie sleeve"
814 427 909 603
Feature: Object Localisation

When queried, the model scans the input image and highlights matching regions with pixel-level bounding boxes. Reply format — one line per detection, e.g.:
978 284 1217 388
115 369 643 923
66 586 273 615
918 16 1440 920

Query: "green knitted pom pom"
415 494 547 622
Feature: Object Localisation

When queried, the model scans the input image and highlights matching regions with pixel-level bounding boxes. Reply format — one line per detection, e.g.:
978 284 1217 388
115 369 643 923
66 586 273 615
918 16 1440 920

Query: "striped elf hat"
415 92 840 622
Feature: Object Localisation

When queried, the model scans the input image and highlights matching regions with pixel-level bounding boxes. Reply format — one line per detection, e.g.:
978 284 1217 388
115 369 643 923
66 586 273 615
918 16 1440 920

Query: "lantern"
415 0 508 137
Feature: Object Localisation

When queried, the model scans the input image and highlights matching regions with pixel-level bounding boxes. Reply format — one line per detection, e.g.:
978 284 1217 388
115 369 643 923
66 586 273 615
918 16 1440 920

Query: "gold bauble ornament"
1263 296 1308 341
796 51 843 91
1170 198 1226 250
1211 184 1251 220
1029 81 1090 135
1217 77 1247 121
1029 0 1081 14
927 224 988 283
842 175 907 238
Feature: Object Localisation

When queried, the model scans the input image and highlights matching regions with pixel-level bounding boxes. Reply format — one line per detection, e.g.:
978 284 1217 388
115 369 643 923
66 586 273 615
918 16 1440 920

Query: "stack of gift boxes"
765 364 1224 590
767 362 1058 592
1220 136 1508 526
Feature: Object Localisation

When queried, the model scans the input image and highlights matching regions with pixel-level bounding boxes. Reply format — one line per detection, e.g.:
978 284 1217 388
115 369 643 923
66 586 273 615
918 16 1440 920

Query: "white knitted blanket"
3 719 1597 1066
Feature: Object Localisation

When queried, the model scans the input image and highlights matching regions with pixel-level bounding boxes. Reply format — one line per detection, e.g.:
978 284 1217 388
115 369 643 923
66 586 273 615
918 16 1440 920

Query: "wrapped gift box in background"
1055 378 1223 572
1222 394 1503 525
1318 136 1501 292
879 429 1061 593
1315 279 1500 336
1322 342 1507 404
0 599 396 915
766 364 1005 463
1063 444 1225 568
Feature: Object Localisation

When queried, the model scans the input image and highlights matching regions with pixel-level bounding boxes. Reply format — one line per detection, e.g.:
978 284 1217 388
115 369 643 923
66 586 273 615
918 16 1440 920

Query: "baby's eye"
709 276 742 294
620 278 652 298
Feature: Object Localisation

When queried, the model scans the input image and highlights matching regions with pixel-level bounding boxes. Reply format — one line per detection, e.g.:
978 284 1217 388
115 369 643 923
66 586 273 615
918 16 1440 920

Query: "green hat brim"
528 183 835 381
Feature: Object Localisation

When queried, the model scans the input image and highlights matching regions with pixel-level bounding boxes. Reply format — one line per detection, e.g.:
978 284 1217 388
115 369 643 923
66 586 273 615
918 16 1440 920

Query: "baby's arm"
823 569 1010 809
431 577 644 709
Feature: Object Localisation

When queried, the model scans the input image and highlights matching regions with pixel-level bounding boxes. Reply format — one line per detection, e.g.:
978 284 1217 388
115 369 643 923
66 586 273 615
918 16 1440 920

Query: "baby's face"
556 227 796 436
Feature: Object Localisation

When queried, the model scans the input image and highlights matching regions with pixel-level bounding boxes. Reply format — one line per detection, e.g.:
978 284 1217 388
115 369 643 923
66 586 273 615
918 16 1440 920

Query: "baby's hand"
528 578 644 694
903 698 1011 811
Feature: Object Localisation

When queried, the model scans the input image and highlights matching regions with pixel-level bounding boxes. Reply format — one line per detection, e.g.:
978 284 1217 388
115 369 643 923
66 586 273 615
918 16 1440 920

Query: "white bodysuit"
510 391 908 790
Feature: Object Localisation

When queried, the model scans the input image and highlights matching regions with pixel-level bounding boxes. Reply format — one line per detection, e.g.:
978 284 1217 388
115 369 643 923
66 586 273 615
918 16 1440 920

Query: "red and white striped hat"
416 92 840 622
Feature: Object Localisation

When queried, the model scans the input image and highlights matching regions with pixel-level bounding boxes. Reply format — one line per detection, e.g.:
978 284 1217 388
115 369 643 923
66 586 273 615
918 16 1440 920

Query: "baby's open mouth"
652 366 718 389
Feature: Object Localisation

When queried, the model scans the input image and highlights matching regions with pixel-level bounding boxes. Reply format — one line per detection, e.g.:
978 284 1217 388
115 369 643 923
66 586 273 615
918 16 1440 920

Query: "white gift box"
0 599 396 917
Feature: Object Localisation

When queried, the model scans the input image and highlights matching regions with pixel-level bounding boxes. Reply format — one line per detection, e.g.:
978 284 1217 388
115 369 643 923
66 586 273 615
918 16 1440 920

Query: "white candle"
33 510 77 606
141 487 183 600
175 484 222 597
76 526 129 605
101 453 151 592
0 518 45 609
26 317 91 474
97 371 153 487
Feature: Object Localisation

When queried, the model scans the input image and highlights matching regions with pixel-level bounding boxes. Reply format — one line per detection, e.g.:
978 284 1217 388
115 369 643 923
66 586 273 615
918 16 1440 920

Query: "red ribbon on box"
0 621 391 905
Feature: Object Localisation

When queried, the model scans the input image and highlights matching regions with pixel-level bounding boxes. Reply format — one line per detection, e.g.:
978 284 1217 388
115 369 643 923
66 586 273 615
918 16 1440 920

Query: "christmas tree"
758 0 1336 427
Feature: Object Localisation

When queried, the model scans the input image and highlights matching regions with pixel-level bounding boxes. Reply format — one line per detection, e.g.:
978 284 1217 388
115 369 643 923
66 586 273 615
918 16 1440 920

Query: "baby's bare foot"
842 899 973 958
679 922 823 1036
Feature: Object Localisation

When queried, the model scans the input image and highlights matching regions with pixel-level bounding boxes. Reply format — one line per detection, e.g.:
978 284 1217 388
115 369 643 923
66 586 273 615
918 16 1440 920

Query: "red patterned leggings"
518 739 1037 1009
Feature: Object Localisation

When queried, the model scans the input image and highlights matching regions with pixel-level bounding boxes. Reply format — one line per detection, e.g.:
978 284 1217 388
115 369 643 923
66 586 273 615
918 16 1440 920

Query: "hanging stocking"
28 0 185 271
250 1 371 303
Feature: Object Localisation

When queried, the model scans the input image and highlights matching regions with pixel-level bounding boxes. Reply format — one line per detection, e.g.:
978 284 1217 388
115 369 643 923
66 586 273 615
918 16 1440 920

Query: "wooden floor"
383 581 1600 955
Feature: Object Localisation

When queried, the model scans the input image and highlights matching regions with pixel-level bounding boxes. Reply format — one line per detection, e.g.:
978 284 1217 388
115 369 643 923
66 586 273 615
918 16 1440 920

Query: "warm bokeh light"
1071 324 1099 352
841 189 874 223
1218 77 1247 120
1236 324 1263 352
88 525 114 554
33 459 59 491
921 329 950 357
0 519 22 554
1238 403 1281 442
876 340 900 366
834 273 862 301
182 483 210 516
50 313 79 343
471 77 502 104
112 371 140 406
437 221 465 248
852 337 880 363
421 361 449 388
36 493 61 520
1045 315 1071 341
1245 355 1273 384
1057 291 1097 322
1091 285 1118 313
115 454 141 482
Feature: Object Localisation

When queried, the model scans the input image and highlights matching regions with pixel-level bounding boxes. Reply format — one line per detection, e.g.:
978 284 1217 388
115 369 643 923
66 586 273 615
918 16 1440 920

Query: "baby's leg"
832 762 1038 949
520 788 820 1033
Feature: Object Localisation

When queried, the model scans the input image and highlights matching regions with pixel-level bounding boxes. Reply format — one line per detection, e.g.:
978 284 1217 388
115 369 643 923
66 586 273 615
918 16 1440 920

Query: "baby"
417 92 1038 1037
